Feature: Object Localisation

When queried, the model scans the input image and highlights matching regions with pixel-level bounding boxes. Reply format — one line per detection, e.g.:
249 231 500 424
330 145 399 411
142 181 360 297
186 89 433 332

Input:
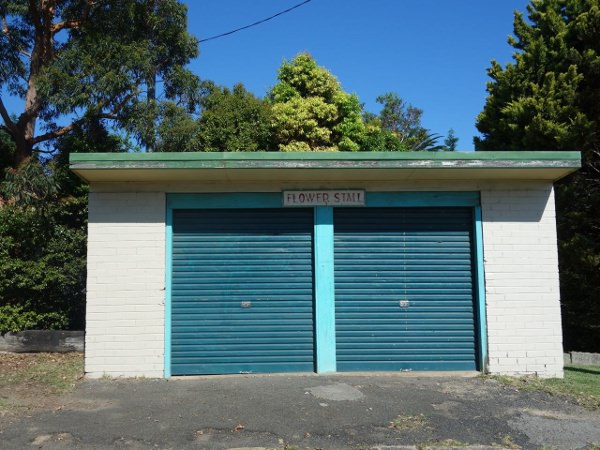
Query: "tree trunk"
8 1 56 168
12 131 33 168
146 71 156 152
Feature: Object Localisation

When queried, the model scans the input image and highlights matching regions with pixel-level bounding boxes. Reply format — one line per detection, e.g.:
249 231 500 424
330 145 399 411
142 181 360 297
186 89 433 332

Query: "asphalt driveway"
1 373 599 450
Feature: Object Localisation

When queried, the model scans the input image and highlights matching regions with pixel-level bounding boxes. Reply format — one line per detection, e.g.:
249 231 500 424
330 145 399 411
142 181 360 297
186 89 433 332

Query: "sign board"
283 190 365 207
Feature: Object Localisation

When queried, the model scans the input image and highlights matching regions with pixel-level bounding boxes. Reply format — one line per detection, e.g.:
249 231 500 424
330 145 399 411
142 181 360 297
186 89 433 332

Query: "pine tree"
444 129 458 151
475 0 600 351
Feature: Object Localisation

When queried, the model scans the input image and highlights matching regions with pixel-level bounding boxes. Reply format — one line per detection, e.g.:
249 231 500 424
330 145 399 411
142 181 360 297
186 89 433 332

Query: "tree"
0 121 125 332
153 101 202 152
359 118 407 152
269 53 367 151
444 129 458 151
0 158 87 332
196 83 272 152
366 92 443 151
475 0 600 351
376 93 429 148
0 0 199 167
0 129 14 180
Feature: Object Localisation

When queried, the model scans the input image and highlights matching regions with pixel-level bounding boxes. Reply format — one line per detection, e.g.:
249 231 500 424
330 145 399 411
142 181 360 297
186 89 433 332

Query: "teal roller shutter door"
171 208 315 375
334 207 478 371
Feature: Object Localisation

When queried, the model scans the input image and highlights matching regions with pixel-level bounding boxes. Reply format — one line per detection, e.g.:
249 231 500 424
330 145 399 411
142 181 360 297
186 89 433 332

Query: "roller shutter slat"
334 207 478 372
171 208 314 375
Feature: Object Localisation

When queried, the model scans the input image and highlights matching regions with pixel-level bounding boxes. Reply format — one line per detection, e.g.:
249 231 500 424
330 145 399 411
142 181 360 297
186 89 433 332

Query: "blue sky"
187 0 531 150
1 1 532 151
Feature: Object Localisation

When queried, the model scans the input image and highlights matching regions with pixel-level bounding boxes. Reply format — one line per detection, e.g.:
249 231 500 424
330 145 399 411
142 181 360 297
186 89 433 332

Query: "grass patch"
0 352 83 391
0 352 83 416
494 433 521 449
490 364 600 410
389 413 428 431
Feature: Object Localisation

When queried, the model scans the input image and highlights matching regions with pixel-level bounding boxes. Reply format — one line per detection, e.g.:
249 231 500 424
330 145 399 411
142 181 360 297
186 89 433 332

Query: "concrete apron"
1 374 599 450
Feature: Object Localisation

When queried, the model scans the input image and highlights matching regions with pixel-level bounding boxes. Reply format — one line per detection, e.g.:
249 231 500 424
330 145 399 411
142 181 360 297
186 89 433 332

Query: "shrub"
0 162 87 333
0 304 69 333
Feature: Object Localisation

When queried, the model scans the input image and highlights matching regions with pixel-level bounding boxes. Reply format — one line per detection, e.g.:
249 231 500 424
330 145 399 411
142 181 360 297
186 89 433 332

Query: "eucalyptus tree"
0 0 200 166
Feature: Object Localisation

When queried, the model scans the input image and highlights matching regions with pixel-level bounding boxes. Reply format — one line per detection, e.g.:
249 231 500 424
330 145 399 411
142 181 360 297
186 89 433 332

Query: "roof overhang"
69 151 581 183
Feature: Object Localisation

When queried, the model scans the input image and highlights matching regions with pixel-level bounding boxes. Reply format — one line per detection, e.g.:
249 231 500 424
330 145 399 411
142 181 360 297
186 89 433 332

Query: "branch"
96 112 118 120
31 120 79 144
28 0 42 30
51 0 95 33
30 88 140 145
589 151 600 175
2 15 32 57
0 97 17 133
32 147 57 155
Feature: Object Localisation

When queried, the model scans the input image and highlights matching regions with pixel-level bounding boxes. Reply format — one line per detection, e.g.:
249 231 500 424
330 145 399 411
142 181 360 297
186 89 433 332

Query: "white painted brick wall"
84 181 565 378
85 192 166 378
482 183 564 378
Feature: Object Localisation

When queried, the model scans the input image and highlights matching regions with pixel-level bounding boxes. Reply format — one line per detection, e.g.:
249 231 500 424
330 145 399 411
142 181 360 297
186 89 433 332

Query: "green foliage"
270 54 341 103
271 96 338 151
0 117 131 333
0 0 200 162
0 129 14 177
475 0 600 351
557 172 600 351
411 133 445 152
155 101 202 152
376 92 429 148
1 163 58 207
195 83 272 152
54 119 128 157
359 128 407 152
0 122 100 332
359 93 444 151
268 54 441 152
475 0 598 152
0 304 68 333
444 129 459 151
269 53 367 151
0 162 87 332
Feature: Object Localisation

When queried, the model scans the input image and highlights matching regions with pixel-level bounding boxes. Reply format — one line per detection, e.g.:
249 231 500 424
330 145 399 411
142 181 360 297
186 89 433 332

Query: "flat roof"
70 151 581 183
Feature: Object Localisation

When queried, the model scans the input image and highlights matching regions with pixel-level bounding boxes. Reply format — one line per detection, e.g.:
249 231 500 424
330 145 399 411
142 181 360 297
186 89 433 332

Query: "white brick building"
70 151 579 378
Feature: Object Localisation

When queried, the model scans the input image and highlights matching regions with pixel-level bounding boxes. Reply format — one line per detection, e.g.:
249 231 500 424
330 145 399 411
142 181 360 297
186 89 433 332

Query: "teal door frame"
164 191 487 378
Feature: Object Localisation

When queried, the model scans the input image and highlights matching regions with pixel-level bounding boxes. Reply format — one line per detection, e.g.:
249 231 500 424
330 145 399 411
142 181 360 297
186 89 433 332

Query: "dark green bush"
0 304 69 332
0 162 87 333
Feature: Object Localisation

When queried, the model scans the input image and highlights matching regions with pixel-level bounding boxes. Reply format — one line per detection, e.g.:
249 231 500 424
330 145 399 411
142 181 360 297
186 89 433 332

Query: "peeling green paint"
69 151 581 183
70 150 581 163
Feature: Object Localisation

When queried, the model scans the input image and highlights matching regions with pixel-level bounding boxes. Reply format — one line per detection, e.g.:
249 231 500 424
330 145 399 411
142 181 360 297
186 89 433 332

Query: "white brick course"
85 181 564 378
482 183 563 378
85 192 166 378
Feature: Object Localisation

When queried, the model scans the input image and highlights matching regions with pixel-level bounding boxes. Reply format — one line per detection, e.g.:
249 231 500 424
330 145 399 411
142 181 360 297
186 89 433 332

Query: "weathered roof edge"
70 150 581 170
69 151 581 183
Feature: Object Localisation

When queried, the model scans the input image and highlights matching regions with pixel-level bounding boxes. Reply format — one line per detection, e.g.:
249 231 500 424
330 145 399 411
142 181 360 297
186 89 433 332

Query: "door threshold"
168 371 480 380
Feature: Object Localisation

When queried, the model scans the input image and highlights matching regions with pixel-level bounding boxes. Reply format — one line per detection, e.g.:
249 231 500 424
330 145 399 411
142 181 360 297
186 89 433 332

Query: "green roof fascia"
69 150 581 170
